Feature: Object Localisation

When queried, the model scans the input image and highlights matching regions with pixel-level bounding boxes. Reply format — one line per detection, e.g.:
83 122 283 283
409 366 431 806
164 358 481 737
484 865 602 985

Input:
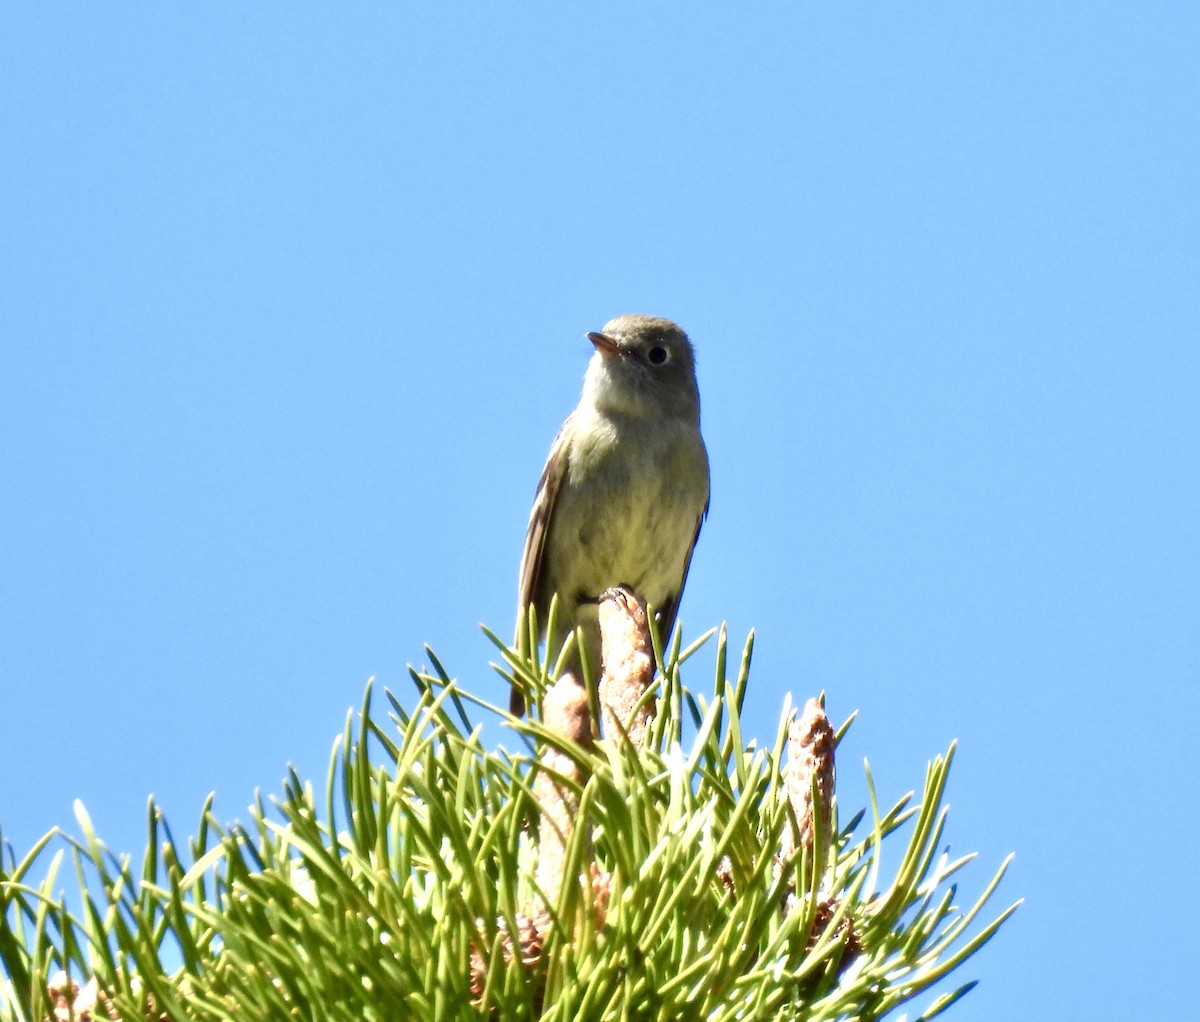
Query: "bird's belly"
543 438 706 610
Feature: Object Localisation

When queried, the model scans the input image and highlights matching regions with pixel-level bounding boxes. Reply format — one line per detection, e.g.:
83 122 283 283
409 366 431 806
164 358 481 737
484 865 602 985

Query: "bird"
512 314 710 715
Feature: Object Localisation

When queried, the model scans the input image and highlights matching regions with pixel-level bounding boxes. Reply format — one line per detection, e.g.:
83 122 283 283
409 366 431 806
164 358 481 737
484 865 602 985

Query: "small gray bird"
513 314 710 715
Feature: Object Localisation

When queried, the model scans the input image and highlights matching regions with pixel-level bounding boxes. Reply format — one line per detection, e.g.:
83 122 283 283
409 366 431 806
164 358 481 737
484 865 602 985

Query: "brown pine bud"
535 673 592 905
597 586 656 748
781 697 836 871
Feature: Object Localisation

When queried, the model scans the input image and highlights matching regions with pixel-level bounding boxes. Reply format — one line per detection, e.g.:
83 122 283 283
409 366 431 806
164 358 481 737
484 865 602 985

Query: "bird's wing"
512 413 574 714
655 492 710 658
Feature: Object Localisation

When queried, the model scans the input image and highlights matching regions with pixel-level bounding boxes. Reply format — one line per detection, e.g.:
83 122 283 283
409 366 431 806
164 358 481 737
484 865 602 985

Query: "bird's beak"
587 331 620 357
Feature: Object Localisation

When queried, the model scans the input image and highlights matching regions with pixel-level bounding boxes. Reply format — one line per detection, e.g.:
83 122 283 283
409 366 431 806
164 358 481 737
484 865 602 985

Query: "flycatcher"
513 314 710 714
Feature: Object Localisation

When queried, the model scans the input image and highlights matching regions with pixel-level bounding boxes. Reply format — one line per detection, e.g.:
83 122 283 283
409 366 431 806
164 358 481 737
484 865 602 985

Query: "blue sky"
2 4 1197 1019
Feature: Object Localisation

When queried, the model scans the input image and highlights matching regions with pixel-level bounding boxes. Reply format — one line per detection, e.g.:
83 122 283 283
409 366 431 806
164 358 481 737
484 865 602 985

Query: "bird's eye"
647 346 669 365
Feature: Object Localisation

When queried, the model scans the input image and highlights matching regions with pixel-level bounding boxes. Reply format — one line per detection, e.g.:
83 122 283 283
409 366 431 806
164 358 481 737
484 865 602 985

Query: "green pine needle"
0 624 1018 1022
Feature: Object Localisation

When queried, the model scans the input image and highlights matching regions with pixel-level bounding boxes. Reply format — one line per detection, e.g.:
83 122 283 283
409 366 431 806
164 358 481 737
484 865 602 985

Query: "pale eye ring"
647 345 669 365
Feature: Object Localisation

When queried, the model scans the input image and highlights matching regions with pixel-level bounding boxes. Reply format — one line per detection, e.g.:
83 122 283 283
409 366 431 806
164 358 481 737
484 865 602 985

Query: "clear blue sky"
2 4 1197 1019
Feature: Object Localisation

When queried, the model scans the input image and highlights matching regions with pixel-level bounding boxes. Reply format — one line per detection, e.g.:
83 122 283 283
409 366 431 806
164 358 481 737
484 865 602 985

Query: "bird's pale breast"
538 409 708 615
